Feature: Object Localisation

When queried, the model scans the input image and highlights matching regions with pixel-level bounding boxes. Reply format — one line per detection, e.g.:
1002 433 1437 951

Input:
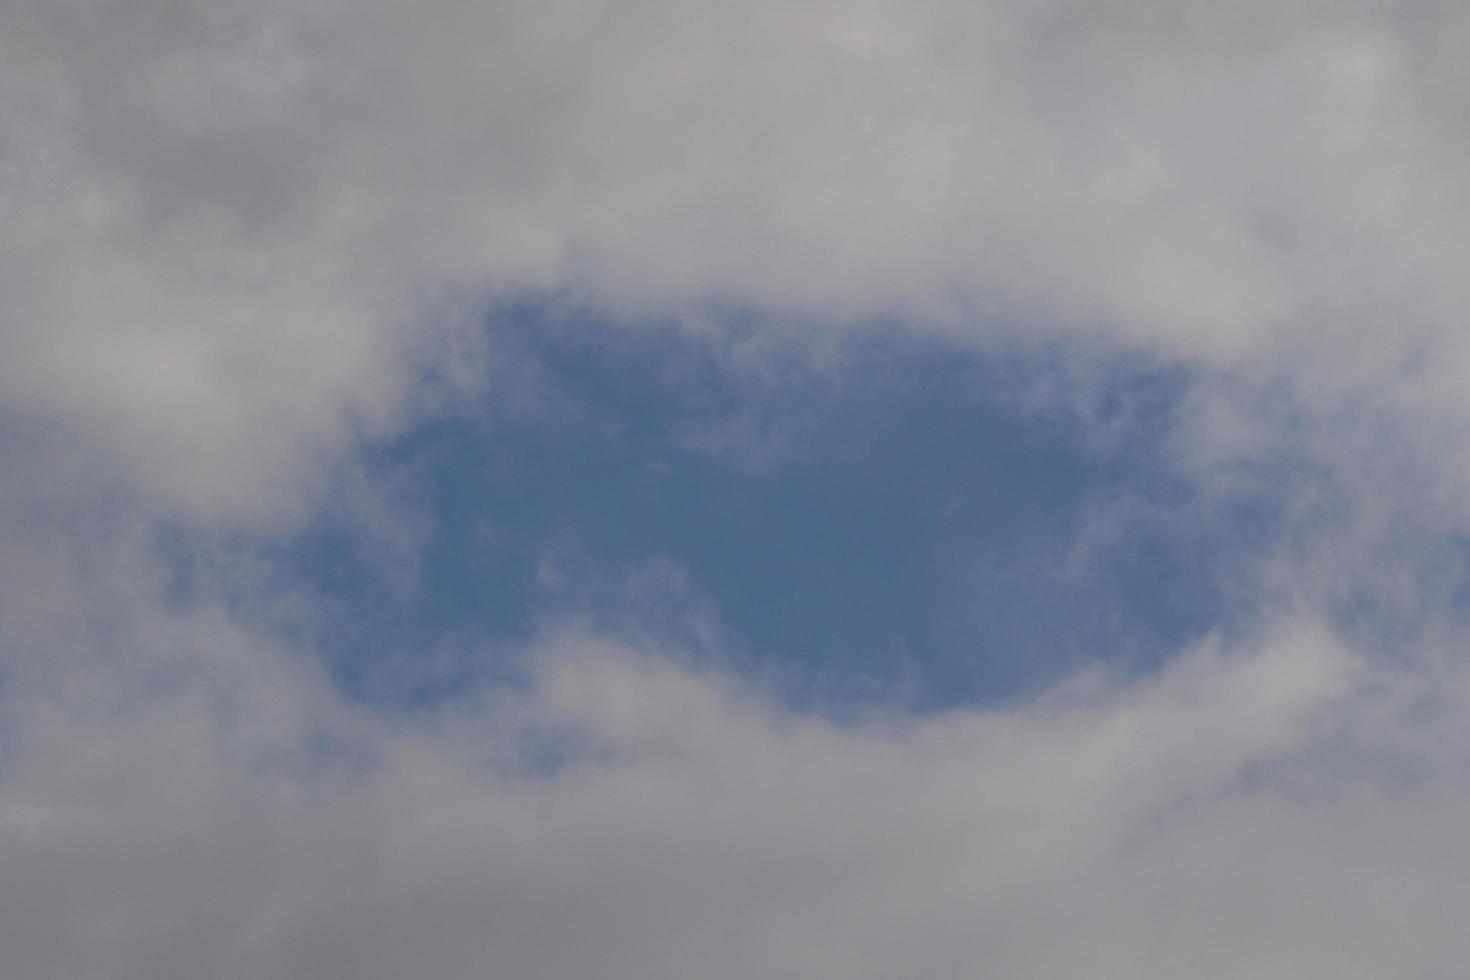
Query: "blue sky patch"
223 302 1287 711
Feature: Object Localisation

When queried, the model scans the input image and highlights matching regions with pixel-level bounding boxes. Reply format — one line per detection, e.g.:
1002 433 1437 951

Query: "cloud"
6 1 1470 976
7 616 1470 980
7 0 1470 522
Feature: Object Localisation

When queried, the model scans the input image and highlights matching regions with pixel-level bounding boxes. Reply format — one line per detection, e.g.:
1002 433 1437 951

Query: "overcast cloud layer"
6 0 1470 976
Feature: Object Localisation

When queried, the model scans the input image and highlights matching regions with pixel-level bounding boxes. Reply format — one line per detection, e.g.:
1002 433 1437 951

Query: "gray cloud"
5 617 1470 980
6 0 1470 519
6 1 1470 976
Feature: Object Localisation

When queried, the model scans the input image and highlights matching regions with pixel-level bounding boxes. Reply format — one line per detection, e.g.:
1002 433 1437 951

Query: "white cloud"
7 0 1470 520
6 618 1470 980
6 2 1470 975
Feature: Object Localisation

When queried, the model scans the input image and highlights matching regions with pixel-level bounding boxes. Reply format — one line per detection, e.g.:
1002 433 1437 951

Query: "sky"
6 1 1470 977
284 308 1254 710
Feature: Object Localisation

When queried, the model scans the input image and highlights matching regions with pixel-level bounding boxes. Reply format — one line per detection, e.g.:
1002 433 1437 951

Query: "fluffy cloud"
6 0 1470 520
5 1 1470 976
5 617 1470 980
